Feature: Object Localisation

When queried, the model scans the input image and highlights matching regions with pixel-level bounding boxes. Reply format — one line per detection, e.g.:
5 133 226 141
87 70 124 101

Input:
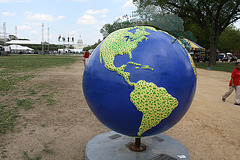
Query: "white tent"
9 45 34 51
6 40 40 45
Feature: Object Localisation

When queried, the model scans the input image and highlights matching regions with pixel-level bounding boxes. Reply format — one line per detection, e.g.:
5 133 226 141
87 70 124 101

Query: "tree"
134 0 240 66
218 26 240 52
100 5 196 51
184 21 209 49
133 5 197 42
100 17 136 38
100 24 111 39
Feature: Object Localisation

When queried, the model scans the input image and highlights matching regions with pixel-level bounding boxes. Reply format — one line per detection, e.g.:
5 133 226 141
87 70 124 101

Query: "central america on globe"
82 26 197 137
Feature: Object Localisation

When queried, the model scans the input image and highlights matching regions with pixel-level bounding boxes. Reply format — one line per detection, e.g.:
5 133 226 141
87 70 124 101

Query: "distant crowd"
192 53 238 63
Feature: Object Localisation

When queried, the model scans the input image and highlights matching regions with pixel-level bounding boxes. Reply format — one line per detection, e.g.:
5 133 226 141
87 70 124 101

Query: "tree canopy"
133 0 240 66
218 26 240 52
100 5 197 51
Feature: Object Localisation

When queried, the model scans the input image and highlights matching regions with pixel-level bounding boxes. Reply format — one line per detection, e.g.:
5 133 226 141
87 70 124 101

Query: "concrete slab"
85 131 189 160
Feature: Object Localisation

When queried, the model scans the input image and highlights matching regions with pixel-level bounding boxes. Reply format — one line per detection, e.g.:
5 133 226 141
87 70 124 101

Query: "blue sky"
1 0 240 45
0 0 137 45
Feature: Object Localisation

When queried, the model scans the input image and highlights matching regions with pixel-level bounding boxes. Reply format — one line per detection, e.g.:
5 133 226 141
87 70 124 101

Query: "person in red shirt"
83 50 90 67
222 62 240 105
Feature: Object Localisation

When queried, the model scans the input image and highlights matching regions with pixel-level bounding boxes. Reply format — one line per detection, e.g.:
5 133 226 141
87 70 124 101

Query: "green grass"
16 98 35 111
0 105 20 134
195 62 236 73
0 55 78 73
0 74 35 92
0 55 79 93
0 55 79 135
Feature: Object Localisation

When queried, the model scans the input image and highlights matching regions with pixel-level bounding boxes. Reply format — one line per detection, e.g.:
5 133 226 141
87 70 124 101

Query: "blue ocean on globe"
82 26 197 137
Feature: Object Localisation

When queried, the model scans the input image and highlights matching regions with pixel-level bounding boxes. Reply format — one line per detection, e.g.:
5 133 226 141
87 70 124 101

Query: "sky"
1 0 240 45
0 0 137 45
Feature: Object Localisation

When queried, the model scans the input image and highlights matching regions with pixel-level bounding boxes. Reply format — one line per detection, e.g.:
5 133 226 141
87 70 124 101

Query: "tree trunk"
208 36 218 67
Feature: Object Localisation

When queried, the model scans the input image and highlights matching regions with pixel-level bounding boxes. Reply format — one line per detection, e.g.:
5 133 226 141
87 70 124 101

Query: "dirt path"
1 61 240 160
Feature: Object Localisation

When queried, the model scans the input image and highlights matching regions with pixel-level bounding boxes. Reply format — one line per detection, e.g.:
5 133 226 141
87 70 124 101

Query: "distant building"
74 35 88 50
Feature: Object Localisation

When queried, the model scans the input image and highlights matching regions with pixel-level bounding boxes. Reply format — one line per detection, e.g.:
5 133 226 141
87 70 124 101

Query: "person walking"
83 49 90 67
222 62 240 105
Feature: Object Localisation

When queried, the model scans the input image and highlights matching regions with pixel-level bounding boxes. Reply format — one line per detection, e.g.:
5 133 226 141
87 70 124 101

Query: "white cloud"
86 9 109 15
26 13 65 22
123 0 135 7
0 0 30 3
101 15 107 18
77 15 98 25
57 16 65 20
27 14 54 21
18 25 31 30
2 12 16 16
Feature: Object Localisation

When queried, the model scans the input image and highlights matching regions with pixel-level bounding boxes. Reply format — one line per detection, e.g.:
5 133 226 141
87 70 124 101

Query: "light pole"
42 23 44 54
48 27 49 54
3 22 6 46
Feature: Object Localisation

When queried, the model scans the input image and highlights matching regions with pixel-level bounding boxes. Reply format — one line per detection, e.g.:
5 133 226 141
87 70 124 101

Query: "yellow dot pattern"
130 80 178 136
127 61 142 66
127 62 154 71
100 26 157 86
141 65 154 71
99 26 180 136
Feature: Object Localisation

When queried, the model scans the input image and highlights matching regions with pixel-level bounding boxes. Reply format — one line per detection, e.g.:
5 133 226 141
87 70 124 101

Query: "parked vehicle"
226 52 233 60
217 53 226 61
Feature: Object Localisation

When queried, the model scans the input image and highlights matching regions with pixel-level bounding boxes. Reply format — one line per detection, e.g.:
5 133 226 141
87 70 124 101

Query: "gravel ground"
0 61 239 160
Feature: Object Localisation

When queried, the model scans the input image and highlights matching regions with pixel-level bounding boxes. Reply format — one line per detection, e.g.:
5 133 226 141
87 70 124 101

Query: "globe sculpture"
83 26 197 139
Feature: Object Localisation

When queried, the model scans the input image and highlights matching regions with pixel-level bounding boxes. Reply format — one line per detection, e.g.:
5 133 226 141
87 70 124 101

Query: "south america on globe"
83 26 197 137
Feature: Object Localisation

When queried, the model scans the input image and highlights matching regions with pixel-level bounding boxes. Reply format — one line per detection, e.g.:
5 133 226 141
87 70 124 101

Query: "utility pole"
15 26 17 38
3 22 6 46
48 27 50 54
42 23 44 54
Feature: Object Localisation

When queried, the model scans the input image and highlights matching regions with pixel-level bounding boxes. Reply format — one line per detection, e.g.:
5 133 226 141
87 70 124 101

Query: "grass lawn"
195 62 236 73
0 55 80 134
0 55 79 92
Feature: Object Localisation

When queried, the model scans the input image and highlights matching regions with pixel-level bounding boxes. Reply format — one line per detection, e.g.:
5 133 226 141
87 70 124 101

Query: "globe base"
129 138 146 152
85 131 190 160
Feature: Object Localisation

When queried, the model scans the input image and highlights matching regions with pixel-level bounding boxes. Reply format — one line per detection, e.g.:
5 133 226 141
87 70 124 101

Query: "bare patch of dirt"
0 62 240 160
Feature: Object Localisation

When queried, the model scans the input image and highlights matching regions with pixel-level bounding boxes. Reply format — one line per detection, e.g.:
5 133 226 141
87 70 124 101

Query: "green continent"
99 26 178 136
100 26 157 85
128 62 154 71
141 65 154 71
130 80 178 136
127 61 142 66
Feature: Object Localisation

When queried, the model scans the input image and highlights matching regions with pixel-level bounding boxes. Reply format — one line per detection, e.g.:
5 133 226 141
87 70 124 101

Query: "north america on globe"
99 26 179 136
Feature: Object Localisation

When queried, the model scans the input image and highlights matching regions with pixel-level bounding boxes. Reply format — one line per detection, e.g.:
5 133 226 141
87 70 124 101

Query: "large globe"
83 26 197 137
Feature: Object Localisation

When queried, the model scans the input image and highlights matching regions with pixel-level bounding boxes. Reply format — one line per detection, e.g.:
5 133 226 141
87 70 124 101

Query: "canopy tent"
6 40 40 45
182 38 205 51
9 45 34 51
